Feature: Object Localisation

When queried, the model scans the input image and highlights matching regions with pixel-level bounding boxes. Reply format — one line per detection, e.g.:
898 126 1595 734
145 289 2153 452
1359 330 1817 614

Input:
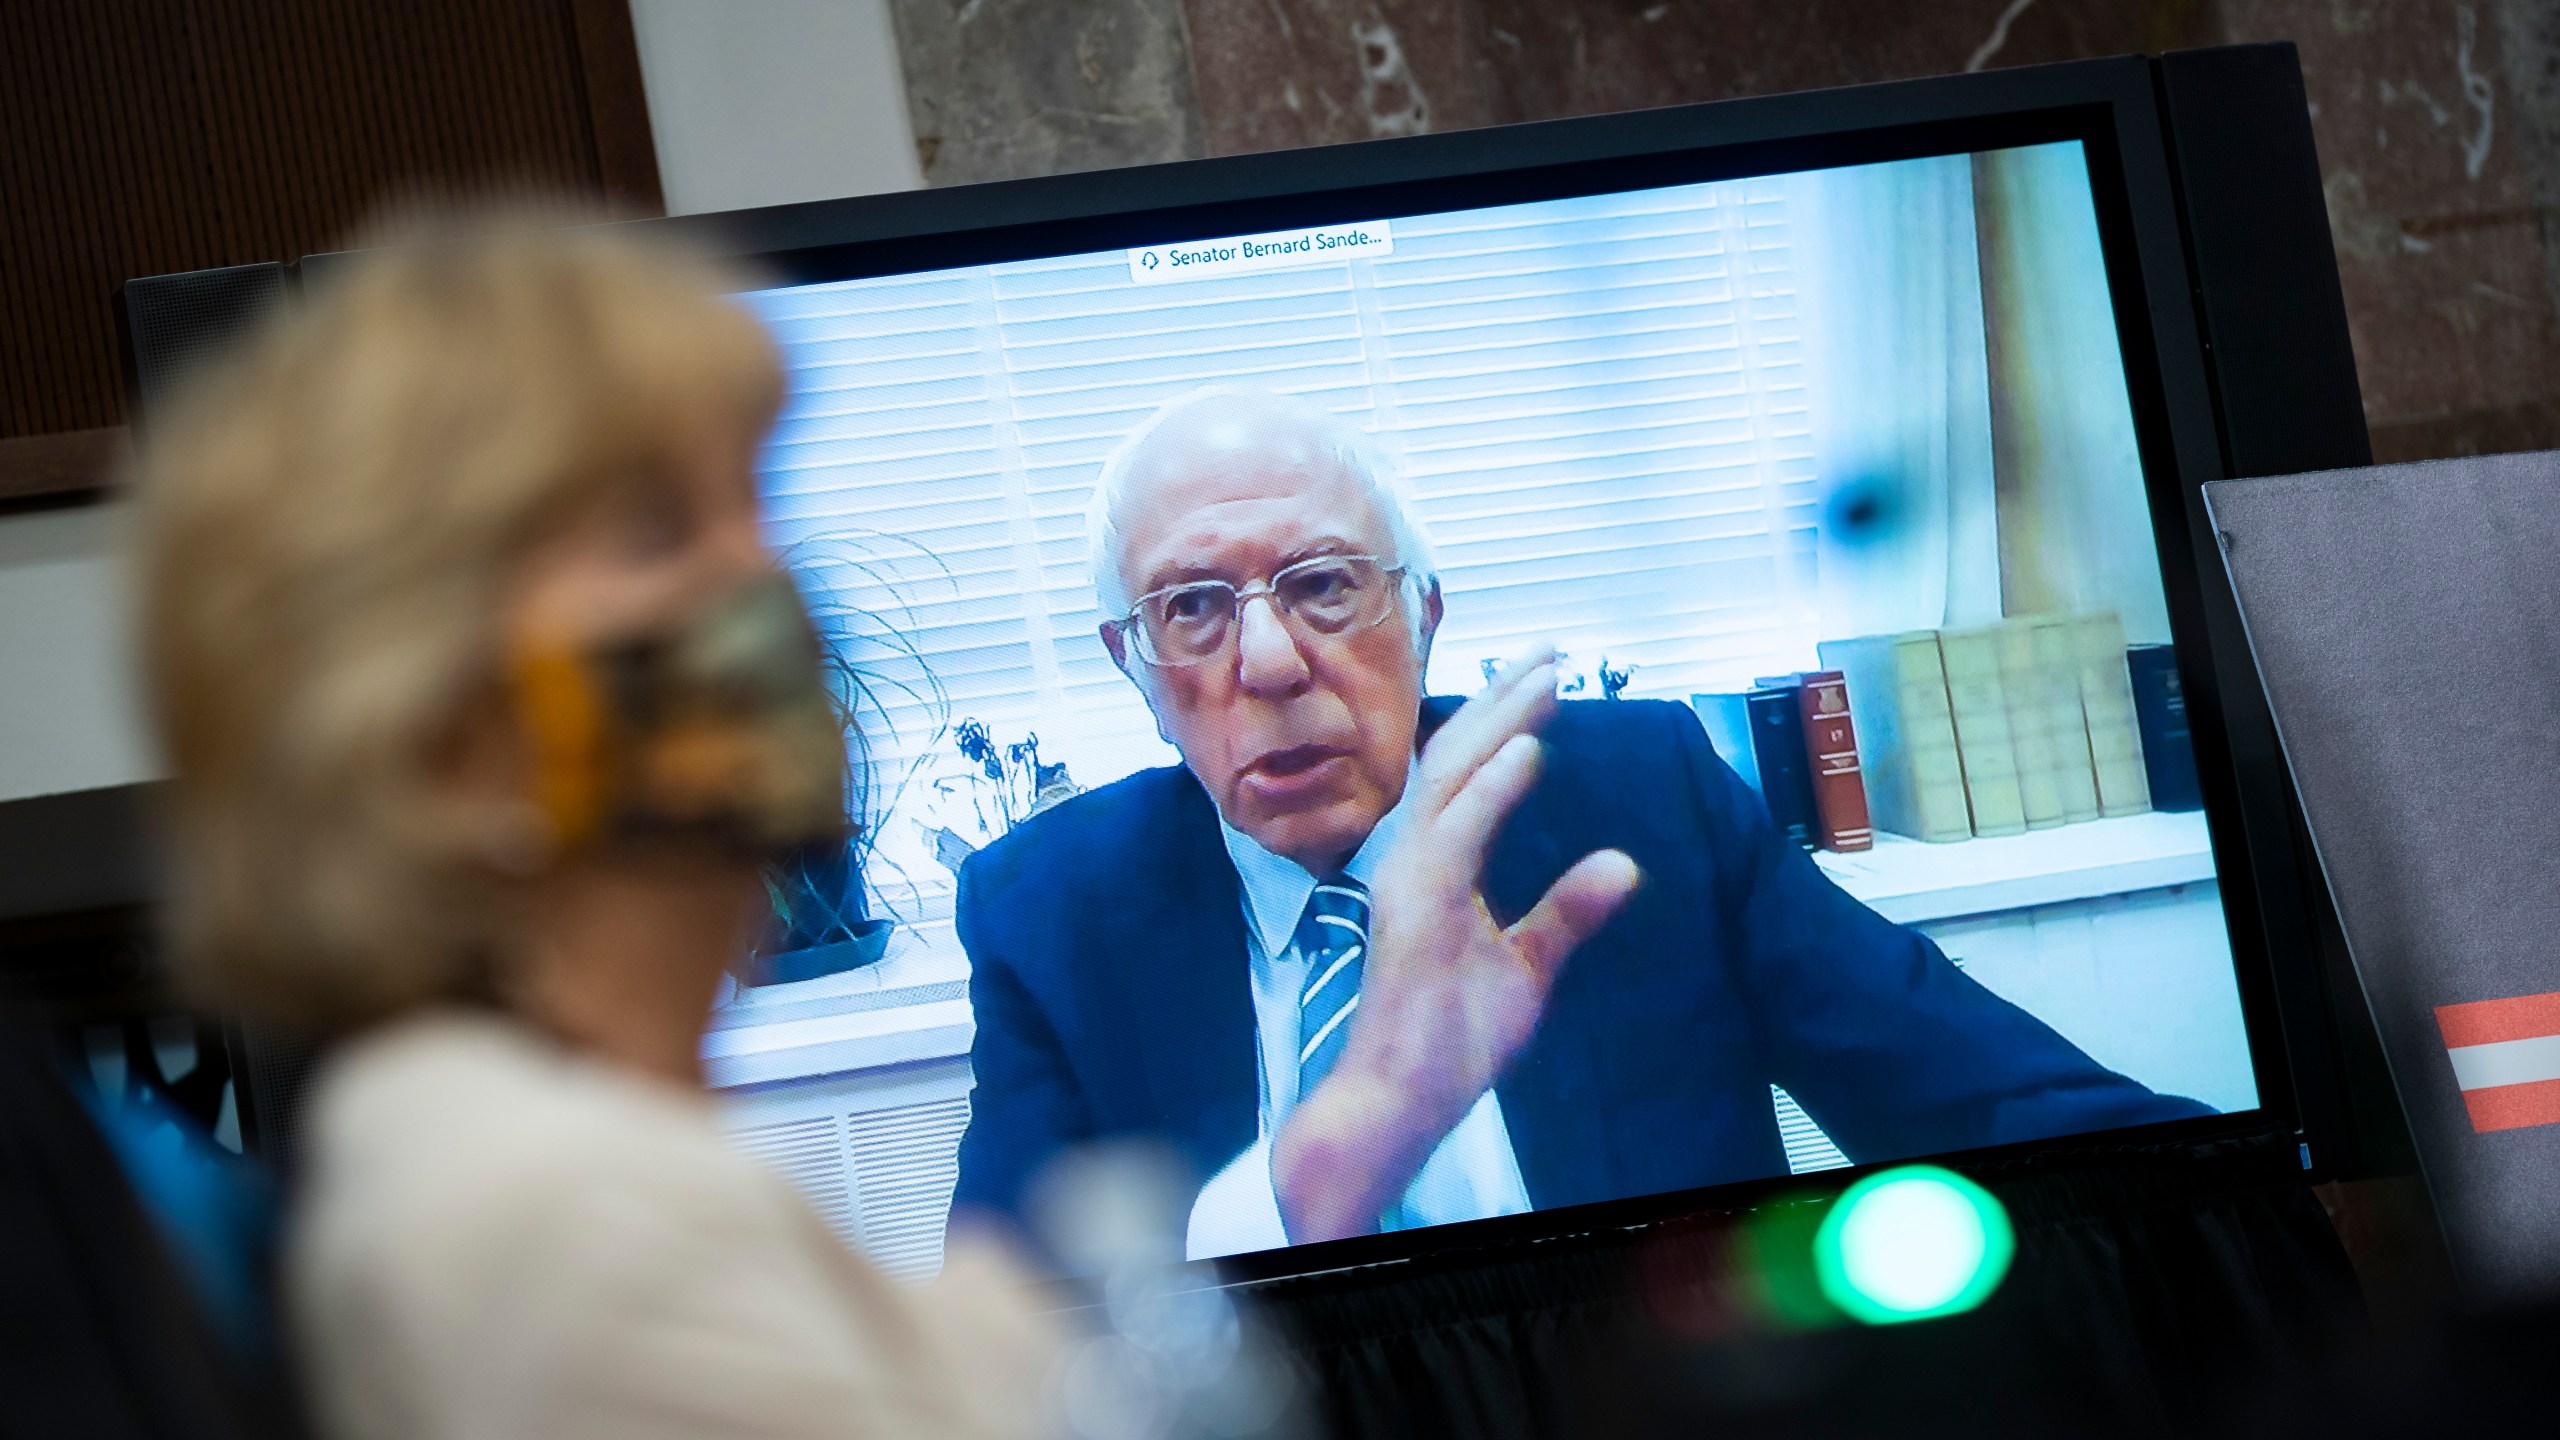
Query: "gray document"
2205 451 2560 1301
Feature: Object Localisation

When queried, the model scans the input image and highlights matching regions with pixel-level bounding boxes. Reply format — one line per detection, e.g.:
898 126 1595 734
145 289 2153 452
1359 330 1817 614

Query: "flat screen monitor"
690 54 2339 1283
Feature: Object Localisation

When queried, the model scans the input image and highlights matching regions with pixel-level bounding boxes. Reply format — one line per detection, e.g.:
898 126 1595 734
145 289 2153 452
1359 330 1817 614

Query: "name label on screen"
1127 221 1394 285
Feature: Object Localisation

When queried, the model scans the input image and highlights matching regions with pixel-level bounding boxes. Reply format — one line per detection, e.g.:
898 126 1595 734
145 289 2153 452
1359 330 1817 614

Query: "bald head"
1088 388 1435 618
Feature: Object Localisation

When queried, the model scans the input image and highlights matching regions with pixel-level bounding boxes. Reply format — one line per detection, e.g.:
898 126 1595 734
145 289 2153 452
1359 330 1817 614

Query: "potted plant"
734 553 939 989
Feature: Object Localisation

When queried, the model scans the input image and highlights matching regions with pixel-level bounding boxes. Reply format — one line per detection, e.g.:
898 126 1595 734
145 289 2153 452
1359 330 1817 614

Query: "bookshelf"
1811 809 2216 925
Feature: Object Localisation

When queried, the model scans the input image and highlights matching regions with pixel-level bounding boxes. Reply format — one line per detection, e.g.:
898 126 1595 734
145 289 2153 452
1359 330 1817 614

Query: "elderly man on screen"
949 386 2206 1260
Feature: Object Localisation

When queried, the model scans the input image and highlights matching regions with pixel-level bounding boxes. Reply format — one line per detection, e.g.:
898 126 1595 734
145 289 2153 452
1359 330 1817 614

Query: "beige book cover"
2070 612 2153 818
1993 620 2066 830
1935 626 2027 837
2030 616 2104 823
1816 631 1972 843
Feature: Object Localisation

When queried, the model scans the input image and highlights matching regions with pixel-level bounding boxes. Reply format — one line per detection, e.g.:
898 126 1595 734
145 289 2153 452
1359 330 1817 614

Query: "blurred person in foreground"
952 387 2209 1259
134 217 1056 1440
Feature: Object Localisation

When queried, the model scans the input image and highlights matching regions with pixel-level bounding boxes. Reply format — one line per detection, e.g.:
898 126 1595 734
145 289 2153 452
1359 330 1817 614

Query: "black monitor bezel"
648 53 2323 1286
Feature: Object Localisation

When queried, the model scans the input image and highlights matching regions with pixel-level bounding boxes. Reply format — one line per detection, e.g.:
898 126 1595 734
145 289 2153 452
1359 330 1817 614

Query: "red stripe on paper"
2434 991 2560 1050
2462 1078 2560 1133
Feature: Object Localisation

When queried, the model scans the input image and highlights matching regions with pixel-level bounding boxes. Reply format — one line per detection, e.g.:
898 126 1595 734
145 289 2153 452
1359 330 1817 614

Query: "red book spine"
1796 671 1874 852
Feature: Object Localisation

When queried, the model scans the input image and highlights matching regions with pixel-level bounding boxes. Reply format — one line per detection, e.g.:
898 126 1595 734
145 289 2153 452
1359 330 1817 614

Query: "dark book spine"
1796 671 1874 852
2125 644 2203 812
1689 693 1762 794
1748 685 1820 851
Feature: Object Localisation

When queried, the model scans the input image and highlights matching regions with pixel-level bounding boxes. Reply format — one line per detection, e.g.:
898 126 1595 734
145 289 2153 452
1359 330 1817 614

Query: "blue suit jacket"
950 697 2206 1229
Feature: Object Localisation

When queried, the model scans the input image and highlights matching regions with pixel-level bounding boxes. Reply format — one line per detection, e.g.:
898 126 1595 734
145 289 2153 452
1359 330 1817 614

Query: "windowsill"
1811 808 2216 924
704 920 974 1088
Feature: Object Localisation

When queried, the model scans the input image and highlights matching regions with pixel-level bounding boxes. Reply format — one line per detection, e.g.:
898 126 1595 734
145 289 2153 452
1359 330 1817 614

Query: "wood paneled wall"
0 0 660 502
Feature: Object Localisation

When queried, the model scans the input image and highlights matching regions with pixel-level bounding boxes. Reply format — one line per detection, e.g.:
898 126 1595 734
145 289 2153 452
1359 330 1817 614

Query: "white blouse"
289 1012 1058 1440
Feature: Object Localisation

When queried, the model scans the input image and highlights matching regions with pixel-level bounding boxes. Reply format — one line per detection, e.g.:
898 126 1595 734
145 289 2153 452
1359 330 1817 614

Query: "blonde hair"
134 215 784 1033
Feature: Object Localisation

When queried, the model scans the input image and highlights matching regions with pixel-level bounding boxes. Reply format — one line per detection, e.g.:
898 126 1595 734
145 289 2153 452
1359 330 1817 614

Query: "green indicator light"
1813 1165 2015 1324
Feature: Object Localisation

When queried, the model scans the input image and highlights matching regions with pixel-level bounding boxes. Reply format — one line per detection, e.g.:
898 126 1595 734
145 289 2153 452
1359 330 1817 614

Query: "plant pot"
744 917 895 988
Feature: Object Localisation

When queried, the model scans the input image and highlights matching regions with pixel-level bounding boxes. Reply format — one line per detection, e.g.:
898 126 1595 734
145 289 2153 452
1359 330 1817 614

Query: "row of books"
1692 671 1878 851
1692 616 2202 850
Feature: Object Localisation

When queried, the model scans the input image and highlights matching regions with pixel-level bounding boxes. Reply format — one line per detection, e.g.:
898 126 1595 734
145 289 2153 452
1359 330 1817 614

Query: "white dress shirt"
1184 774 1534 1259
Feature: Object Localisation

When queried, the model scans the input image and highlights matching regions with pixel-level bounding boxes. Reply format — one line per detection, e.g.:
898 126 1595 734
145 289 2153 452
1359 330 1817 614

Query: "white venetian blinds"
1372 179 1820 699
750 176 1822 908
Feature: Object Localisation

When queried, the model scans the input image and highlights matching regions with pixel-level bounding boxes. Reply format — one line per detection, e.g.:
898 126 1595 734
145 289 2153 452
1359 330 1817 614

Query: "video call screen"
710 139 2261 1281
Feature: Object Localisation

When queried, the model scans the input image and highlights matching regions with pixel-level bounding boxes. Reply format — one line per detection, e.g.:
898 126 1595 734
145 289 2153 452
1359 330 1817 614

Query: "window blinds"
750 176 1821 913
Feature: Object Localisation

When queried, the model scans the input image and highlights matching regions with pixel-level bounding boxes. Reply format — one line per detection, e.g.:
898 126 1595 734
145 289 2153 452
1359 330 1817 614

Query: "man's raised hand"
1273 647 1642 1242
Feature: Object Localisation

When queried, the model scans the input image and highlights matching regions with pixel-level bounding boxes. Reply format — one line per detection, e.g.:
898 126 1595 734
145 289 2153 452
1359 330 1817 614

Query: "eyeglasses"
1113 554 1410 667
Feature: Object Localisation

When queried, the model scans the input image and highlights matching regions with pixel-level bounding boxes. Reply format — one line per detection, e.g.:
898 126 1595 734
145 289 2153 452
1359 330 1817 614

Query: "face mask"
509 570 849 859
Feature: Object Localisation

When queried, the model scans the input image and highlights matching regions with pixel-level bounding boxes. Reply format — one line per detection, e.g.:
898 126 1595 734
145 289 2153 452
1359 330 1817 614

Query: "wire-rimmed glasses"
1112 554 1411 667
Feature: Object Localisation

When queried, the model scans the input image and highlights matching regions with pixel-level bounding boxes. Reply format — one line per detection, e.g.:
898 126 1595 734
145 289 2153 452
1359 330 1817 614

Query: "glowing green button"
1812 1165 2015 1324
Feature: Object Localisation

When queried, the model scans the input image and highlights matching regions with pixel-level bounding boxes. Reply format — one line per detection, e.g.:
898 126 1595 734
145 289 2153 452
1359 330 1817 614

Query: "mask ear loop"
509 638 610 857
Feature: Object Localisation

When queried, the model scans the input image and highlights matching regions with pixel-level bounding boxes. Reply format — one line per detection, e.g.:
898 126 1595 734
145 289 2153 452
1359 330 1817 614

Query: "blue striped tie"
1294 878 1370 1098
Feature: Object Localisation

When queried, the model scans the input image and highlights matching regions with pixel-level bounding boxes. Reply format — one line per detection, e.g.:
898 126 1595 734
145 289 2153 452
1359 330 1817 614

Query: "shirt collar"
1218 761 1419 960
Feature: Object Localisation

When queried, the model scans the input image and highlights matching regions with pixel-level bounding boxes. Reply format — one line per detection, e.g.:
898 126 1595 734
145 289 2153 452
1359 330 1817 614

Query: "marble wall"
889 0 1202 185
2222 0 2560 459
887 0 2560 461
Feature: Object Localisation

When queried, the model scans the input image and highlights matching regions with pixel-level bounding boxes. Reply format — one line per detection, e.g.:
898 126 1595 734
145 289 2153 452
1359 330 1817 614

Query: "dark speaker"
115 261 293 428
2159 43 2409 1183
2158 43 2373 478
